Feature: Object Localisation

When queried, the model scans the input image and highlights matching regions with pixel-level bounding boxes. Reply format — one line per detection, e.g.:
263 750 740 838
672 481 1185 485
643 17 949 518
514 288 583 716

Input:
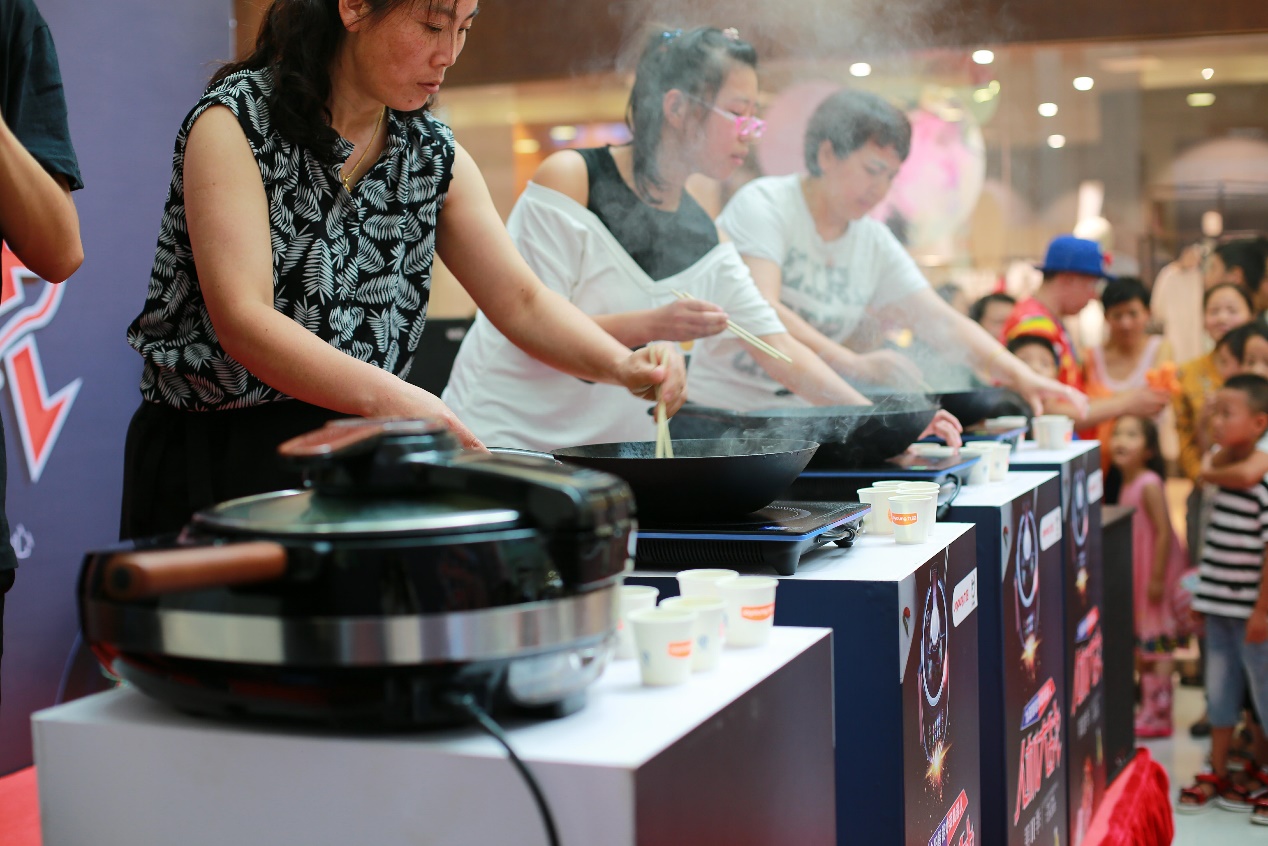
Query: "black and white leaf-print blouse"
126 68 455 411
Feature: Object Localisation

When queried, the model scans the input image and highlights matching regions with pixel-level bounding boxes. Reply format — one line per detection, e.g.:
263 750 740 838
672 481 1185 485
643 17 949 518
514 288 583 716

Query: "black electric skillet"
668 399 938 469
495 439 820 520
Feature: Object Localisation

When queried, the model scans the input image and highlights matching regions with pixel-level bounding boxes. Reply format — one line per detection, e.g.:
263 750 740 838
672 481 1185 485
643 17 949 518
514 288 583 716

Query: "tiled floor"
1140 684 1268 843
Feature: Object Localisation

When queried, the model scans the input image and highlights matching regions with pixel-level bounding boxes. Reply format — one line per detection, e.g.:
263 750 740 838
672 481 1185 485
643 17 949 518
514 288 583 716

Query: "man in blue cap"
1003 235 1168 427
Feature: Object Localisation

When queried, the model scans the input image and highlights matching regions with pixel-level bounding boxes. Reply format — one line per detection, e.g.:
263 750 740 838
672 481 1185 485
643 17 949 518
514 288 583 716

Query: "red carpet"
0 767 41 846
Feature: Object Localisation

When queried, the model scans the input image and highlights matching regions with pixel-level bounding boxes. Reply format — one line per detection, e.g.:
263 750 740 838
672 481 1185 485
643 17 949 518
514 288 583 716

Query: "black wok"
933 387 1033 429
668 400 938 469
548 439 819 519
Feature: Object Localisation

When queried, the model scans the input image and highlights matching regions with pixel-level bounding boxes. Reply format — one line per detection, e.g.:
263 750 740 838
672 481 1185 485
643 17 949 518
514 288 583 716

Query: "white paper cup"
676 569 739 599
871 480 907 490
660 595 727 671
1034 415 1073 450
987 442 1012 481
616 585 660 660
720 576 778 648
898 483 941 523
889 495 932 544
629 607 696 686
858 487 894 535
910 444 956 460
960 447 993 485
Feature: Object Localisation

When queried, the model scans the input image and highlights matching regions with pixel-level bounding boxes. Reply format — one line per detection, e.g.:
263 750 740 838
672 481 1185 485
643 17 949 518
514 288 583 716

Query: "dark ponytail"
213 0 429 165
625 26 757 202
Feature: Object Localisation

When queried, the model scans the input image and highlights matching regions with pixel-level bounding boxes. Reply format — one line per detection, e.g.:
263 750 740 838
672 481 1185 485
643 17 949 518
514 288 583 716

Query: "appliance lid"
193 489 523 538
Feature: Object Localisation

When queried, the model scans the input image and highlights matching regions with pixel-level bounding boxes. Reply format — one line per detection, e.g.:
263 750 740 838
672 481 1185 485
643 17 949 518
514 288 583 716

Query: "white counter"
790 520 975 582
1011 438 1100 464
952 470 1060 508
33 627 834 846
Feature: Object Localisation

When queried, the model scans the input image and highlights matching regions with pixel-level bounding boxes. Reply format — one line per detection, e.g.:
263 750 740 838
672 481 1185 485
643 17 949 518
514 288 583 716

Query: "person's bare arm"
1040 391 1170 431
1139 480 1173 605
527 151 729 349
883 288 1088 417
746 331 870 406
1248 534 1268 645
437 144 685 410
0 108 82 283
742 254 923 386
185 107 484 445
1202 448 1268 489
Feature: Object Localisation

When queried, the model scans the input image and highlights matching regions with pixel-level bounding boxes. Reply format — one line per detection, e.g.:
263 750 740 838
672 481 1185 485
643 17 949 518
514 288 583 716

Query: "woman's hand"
616 343 687 415
1147 573 1165 606
1013 369 1089 418
919 409 963 447
652 299 729 342
390 387 485 451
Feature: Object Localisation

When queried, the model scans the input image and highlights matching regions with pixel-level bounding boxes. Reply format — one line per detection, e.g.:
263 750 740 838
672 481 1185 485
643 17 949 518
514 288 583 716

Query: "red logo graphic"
740 602 774 621
0 245 80 482
667 640 693 658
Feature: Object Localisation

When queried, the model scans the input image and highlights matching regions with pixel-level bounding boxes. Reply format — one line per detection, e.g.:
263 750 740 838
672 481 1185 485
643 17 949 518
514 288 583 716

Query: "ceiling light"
512 138 541 155
549 125 578 143
1047 135 1067 149
1073 77 1094 91
850 62 872 77
972 50 995 65
1202 67 1215 80
1187 92 1216 107
1037 102 1058 117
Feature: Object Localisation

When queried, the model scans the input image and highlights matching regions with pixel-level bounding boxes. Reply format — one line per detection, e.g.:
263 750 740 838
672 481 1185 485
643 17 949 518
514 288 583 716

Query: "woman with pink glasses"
444 27 958 450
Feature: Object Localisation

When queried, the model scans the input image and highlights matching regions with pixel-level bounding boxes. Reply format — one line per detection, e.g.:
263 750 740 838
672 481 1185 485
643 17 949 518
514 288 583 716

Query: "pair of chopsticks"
654 344 674 459
671 291 792 363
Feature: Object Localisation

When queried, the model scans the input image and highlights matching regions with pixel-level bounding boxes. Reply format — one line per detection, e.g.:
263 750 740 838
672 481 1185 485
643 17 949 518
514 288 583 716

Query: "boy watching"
1202 323 1268 489
1007 334 1060 382
1180 374 1268 813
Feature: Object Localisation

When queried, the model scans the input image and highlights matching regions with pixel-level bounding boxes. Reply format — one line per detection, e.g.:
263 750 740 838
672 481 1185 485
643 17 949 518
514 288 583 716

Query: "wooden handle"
102 542 289 600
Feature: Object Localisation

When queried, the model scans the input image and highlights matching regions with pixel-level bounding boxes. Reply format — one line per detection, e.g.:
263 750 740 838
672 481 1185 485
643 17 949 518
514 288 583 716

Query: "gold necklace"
340 106 386 192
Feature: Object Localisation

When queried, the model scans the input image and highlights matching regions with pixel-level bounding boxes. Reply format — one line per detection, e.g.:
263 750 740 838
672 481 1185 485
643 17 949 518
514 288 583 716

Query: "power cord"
447 692 561 846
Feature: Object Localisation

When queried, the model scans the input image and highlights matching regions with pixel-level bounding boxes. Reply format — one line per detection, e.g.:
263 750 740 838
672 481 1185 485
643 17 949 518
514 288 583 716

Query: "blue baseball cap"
1035 235 1115 280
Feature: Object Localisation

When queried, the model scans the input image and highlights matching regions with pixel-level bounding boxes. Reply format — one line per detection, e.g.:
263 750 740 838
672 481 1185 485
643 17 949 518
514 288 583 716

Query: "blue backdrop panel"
0 0 230 774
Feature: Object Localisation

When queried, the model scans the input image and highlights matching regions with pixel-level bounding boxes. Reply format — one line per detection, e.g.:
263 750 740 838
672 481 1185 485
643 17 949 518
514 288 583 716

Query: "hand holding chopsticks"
670 290 792 363
653 344 674 459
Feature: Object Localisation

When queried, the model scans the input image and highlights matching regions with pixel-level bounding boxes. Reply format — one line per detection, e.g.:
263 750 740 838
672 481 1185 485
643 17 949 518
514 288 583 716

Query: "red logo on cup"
892 512 918 527
741 602 775 621
667 640 693 658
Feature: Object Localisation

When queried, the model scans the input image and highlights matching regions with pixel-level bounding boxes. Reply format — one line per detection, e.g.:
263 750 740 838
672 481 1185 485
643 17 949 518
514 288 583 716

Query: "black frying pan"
933 387 1033 429
547 439 819 519
668 401 938 469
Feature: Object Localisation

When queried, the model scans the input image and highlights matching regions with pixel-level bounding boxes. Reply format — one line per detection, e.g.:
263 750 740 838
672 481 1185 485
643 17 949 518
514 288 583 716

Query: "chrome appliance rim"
85 585 619 667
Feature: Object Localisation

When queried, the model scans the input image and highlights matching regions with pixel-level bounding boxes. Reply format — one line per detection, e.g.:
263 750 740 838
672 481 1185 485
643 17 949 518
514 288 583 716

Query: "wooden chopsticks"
654 344 674 459
671 290 792 363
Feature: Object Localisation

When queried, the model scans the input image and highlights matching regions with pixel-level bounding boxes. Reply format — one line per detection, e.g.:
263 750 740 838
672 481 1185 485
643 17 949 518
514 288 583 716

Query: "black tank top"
577 147 719 281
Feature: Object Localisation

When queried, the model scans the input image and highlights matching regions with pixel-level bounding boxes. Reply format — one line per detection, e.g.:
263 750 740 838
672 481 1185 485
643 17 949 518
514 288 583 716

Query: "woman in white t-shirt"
444 29 959 450
689 89 1084 415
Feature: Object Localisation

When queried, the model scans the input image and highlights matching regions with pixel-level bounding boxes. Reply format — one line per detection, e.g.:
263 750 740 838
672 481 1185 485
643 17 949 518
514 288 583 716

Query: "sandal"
1254 796 1268 826
1229 747 1257 774
1218 768 1268 812
1179 772 1230 813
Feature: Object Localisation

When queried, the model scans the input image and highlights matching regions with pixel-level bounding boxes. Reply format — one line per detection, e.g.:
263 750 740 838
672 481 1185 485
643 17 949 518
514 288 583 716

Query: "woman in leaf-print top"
119 0 686 539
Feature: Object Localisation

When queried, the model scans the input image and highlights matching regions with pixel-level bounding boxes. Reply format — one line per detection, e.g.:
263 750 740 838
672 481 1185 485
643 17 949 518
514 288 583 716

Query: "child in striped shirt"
1181 374 1268 816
